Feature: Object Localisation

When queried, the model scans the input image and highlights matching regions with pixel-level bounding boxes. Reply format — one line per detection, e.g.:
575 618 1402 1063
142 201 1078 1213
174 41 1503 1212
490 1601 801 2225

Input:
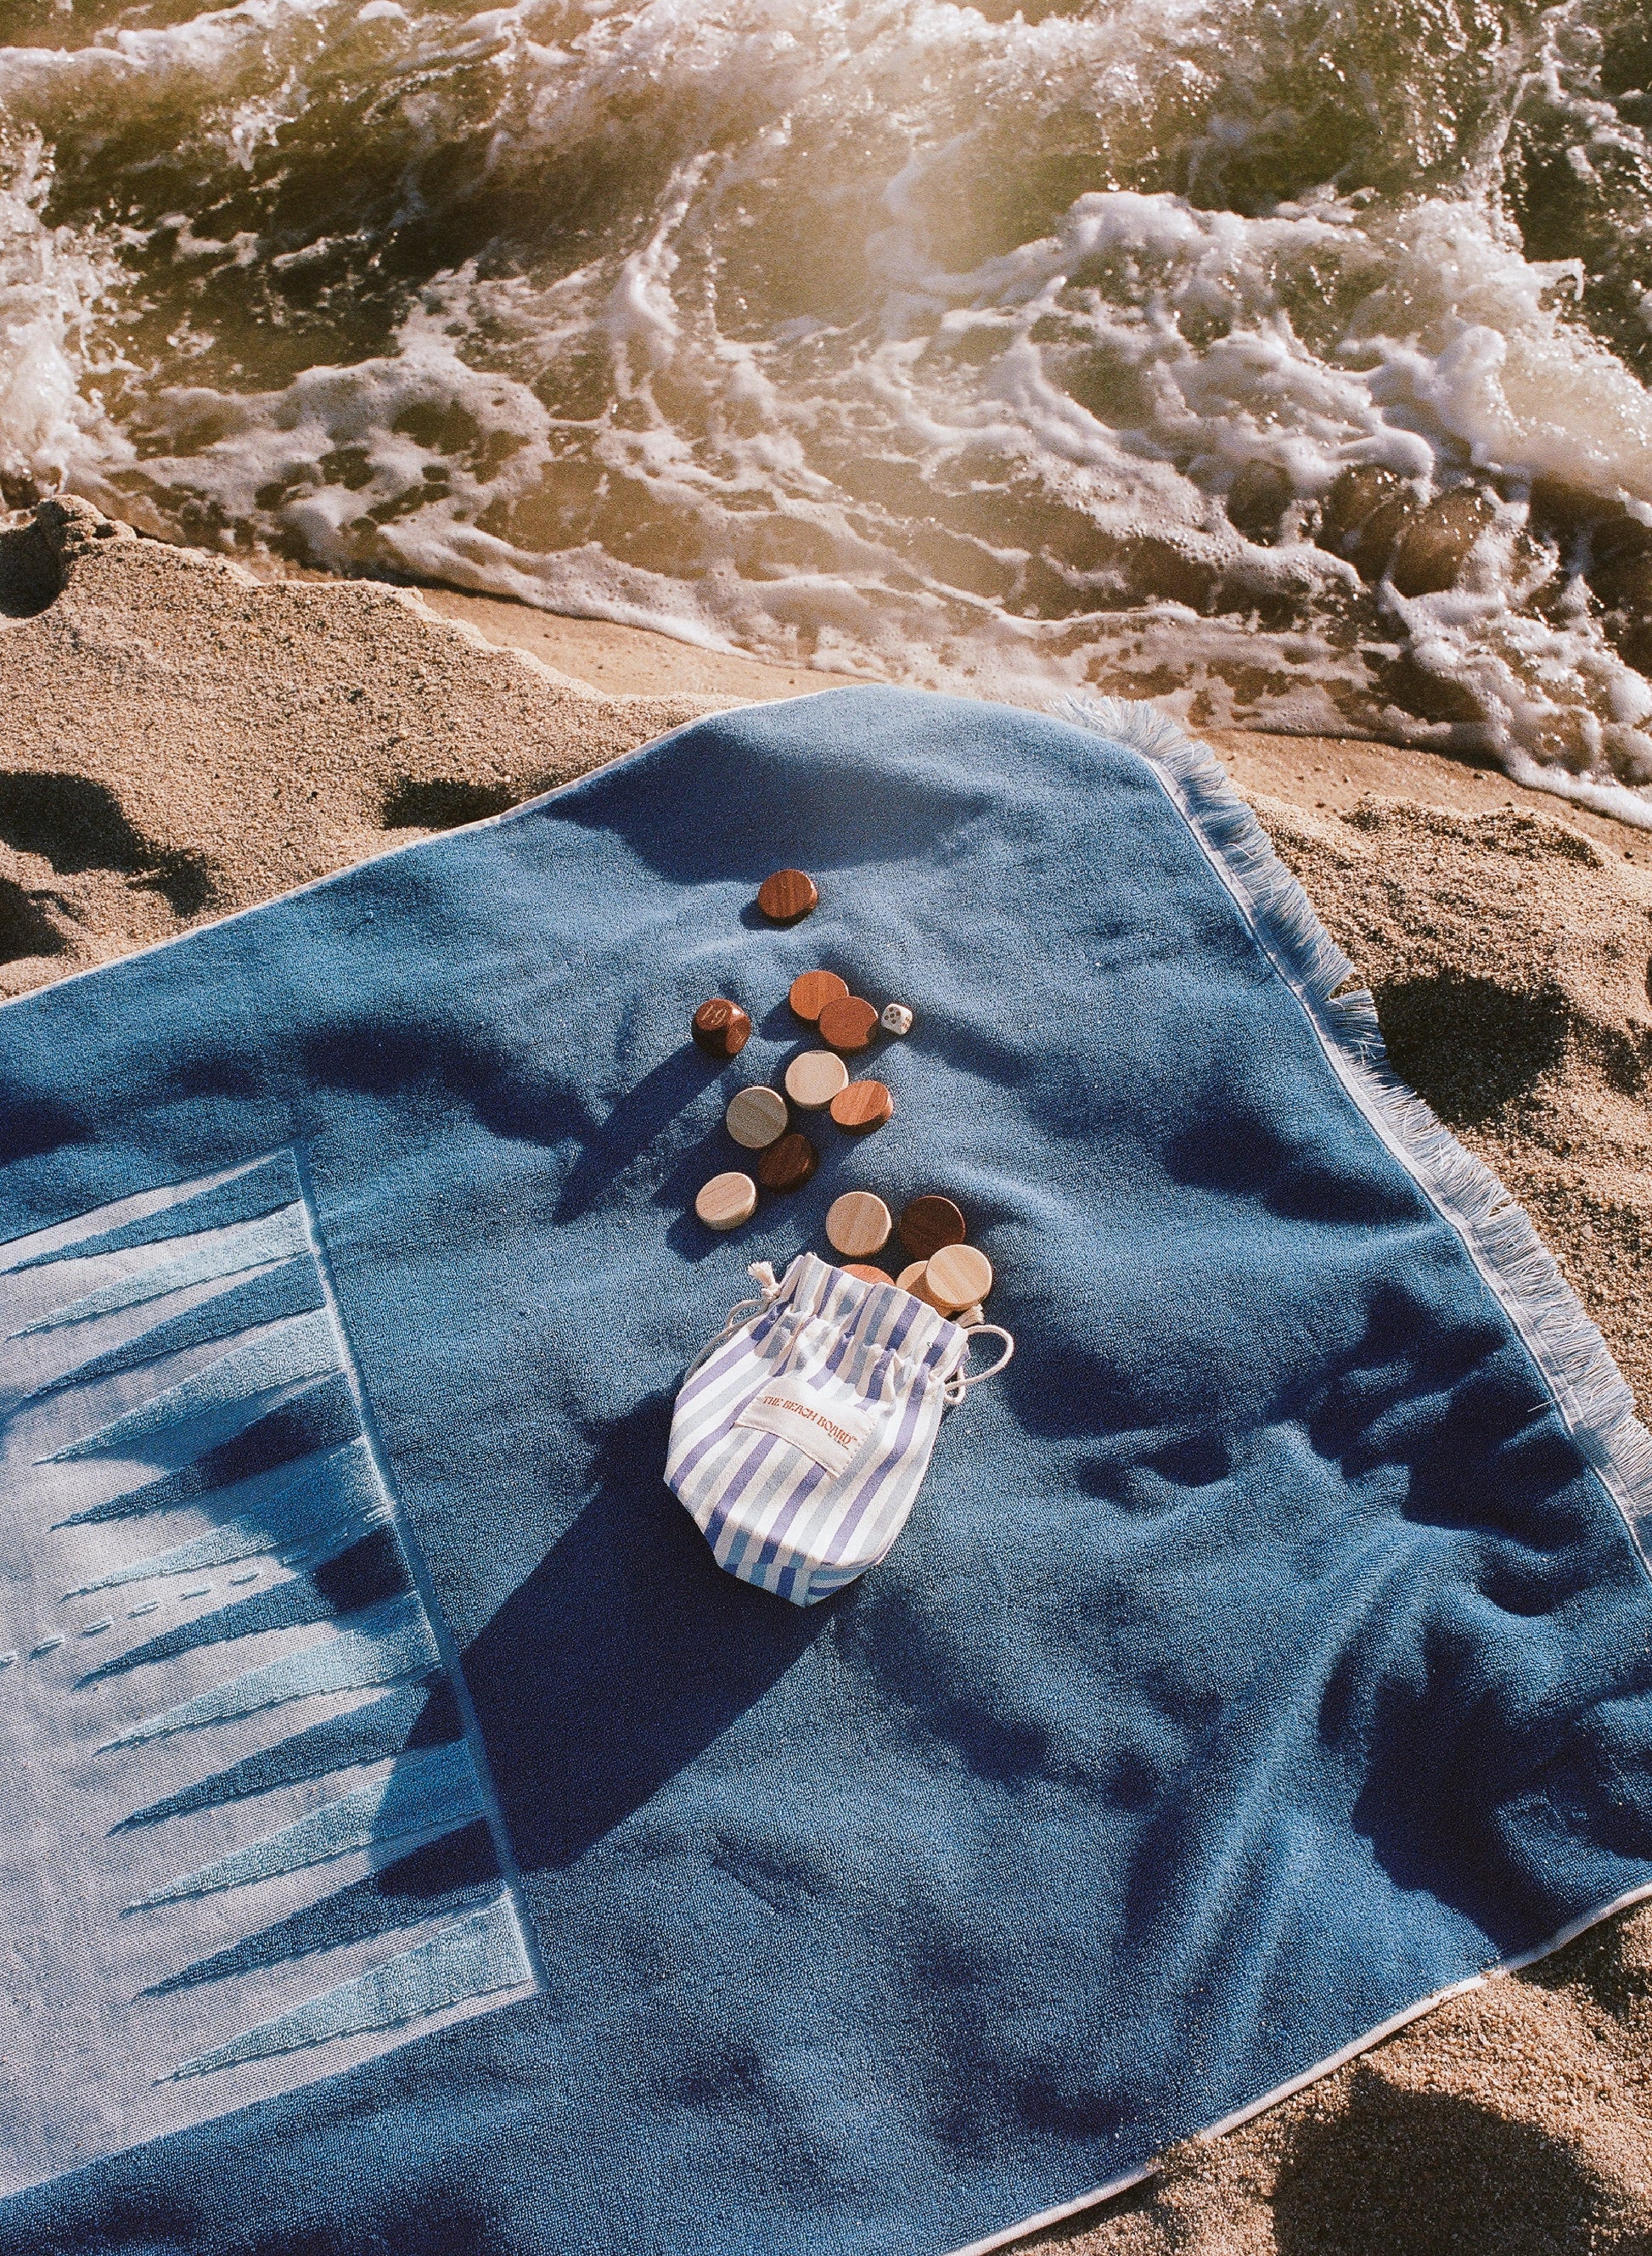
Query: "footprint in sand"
379 776 521 832
0 515 65 623
0 772 215 970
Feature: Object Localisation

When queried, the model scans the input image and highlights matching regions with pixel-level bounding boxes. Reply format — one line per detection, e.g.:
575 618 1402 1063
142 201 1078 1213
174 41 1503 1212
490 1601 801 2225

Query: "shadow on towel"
459 1387 832 1873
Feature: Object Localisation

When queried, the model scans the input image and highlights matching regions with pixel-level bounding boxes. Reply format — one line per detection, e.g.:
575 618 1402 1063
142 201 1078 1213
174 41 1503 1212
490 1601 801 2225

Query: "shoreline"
407 580 1652 866
97 528 1652 861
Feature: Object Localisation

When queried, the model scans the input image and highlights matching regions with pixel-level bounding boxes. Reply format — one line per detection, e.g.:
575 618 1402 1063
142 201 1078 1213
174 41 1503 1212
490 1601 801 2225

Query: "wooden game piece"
726 1085 789 1149
692 998 750 1059
898 1195 967 1261
757 1131 819 1192
784 1049 850 1110
817 995 879 1053
824 1191 893 1260
757 869 818 924
829 1079 893 1133
695 1172 757 1231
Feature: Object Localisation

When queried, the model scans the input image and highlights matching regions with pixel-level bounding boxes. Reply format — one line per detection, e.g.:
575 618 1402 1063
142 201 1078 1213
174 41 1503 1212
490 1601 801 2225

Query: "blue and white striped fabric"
667 1254 969 1606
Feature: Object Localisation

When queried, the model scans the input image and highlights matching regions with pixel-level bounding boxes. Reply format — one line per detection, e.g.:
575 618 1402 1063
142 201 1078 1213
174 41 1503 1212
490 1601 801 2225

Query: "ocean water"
3 0 1652 814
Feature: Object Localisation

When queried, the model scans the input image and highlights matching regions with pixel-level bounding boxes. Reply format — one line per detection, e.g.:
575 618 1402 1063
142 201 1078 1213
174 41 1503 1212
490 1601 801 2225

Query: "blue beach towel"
1 684 1651 2256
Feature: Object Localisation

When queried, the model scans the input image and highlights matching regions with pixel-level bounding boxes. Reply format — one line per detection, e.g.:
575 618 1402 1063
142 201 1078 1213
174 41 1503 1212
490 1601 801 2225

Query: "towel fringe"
1072 695 1652 1556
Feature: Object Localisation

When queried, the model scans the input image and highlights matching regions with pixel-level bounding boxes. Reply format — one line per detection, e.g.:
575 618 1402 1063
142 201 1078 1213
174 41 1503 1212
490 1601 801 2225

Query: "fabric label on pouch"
734 1388 872 1477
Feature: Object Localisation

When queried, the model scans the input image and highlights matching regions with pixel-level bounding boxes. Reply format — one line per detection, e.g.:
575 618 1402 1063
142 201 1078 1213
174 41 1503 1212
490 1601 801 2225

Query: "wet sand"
4 497 1652 2255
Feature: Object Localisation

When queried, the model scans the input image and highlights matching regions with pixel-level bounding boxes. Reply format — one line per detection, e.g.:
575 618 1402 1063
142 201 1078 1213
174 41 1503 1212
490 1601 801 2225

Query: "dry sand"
6 497 1652 2253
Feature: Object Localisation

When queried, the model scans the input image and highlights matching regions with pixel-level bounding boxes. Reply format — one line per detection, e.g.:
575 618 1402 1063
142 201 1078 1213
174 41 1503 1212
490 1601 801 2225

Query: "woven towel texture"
2 686 1651 2256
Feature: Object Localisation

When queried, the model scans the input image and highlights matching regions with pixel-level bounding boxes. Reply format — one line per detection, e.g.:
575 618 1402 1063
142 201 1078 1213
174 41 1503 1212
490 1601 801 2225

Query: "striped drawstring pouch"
666 1252 1014 1606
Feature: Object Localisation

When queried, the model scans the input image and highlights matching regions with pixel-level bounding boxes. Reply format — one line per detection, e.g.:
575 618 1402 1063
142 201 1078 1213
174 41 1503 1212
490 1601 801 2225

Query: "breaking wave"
3 0 1652 813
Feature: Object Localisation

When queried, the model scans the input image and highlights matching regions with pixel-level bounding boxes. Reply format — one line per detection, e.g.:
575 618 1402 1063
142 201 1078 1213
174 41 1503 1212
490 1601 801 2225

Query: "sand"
5 496 1652 2253
0 498 728 980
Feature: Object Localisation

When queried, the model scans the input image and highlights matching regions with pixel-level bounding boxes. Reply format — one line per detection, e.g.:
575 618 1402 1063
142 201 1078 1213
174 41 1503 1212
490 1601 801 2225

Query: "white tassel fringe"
1072 696 1652 1556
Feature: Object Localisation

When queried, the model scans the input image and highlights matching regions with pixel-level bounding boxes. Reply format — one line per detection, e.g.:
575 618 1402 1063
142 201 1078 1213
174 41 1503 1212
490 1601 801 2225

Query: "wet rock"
1388 487 1497 597
1372 651 1485 727
1021 524 1219 614
1574 514 1652 678
1586 515 1652 610
1527 476 1615 550
1603 606 1652 679
1130 536 1220 610
1225 461 1294 544
1520 487 1652 672
1317 465 1417 580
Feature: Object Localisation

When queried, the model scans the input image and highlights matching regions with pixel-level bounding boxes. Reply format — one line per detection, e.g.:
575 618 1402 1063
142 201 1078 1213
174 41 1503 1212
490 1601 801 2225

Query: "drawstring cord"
689 1260 1014 1404
944 1323 1014 1405
683 1262 784 1381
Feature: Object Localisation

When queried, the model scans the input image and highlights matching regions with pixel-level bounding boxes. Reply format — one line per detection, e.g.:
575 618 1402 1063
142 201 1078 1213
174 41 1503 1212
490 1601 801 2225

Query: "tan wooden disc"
843 1263 895 1286
784 1049 850 1110
825 1191 893 1260
789 969 850 1024
924 1241 993 1311
725 1085 789 1150
896 1260 937 1306
695 1171 757 1231
829 1078 893 1134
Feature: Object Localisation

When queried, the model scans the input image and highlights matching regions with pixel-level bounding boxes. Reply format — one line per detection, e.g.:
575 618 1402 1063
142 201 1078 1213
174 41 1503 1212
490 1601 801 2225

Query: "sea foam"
3 0 1652 811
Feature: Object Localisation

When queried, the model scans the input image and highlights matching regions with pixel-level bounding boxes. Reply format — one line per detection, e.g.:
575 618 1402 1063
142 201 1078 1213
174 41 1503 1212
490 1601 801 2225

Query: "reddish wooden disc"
843 1263 896 1286
817 995 879 1054
829 1078 893 1134
788 969 850 1024
898 1194 967 1261
692 998 751 1059
756 869 819 924
756 1130 819 1193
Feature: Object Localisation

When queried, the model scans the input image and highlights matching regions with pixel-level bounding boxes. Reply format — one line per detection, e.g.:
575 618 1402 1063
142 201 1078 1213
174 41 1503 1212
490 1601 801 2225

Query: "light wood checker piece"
785 1049 850 1110
924 1241 992 1311
825 1191 893 1259
695 1172 757 1230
